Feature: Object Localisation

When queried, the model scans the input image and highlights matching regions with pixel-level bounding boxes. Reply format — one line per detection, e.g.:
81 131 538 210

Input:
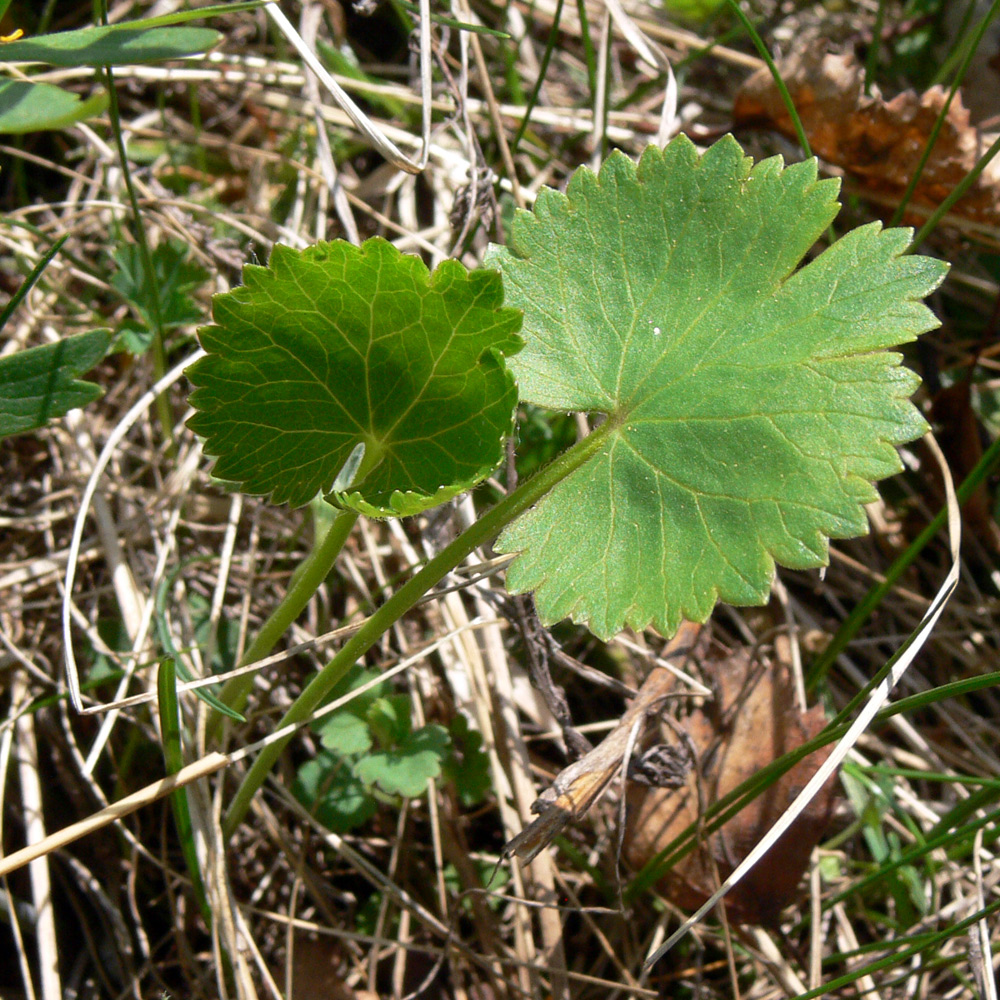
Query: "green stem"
207 506 361 743
725 0 810 159
103 65 174 450
909 127 1000 250
511 0 566 156
223 419 615 836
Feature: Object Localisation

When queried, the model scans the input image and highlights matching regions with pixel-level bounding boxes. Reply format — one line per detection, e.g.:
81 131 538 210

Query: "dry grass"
1 0 999 998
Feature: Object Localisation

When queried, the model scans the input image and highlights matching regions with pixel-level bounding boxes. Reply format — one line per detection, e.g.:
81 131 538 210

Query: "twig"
503 661 686 864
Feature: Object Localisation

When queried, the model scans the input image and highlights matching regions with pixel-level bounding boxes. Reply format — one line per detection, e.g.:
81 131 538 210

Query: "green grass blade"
114 1 273 30
511 0 566 156
910 129 1000 250
863 0 887 95
627 669 1000 900
391 0 509 38
157 657 211 920
154 565 246 722
725 0 810 157
788 899 1000 1000
0 234 66 330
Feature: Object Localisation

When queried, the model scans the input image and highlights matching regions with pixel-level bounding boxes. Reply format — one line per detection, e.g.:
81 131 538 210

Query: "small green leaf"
186 238 523 514
111 239 209 353
0 24 220 66
0 329 111 439
292 751 377 832
487 135 948 640
355 724 450 797
317 712 372 757
312 665 386 755
0 81 108 133
366 694 412 747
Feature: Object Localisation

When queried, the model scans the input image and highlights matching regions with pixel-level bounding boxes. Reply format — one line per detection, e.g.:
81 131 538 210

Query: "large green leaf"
0 24 220 66
486 135 948 640
186 238 523 514
0 80 108 133
0 329 111 439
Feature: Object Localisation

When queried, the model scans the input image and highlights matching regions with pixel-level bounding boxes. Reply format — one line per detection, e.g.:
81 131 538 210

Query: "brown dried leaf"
624 649 836 925
733 47 1000 227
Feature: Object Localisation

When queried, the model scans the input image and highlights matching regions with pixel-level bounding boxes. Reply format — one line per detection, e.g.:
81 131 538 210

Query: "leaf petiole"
222 417 614 835
207 505 361 742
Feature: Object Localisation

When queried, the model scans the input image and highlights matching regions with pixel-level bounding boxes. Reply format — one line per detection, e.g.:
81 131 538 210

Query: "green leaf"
0 24 220 66
486 135 948 640
0 329 111 439
186 238 523 514
111 239 209 353
317 712 372 757
355 724 450 797
0 80 108 133
366 694 412 748
312 665 386 755
292 751 377 833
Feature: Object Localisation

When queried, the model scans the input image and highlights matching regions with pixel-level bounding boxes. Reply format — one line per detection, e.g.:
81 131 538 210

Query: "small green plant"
292 666 489 832
842 764 930 926
111 240 210 355
184 134 948 836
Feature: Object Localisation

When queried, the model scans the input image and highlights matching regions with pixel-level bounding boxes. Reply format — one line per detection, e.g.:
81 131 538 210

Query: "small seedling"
292 666 489 832
112 240 210 355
